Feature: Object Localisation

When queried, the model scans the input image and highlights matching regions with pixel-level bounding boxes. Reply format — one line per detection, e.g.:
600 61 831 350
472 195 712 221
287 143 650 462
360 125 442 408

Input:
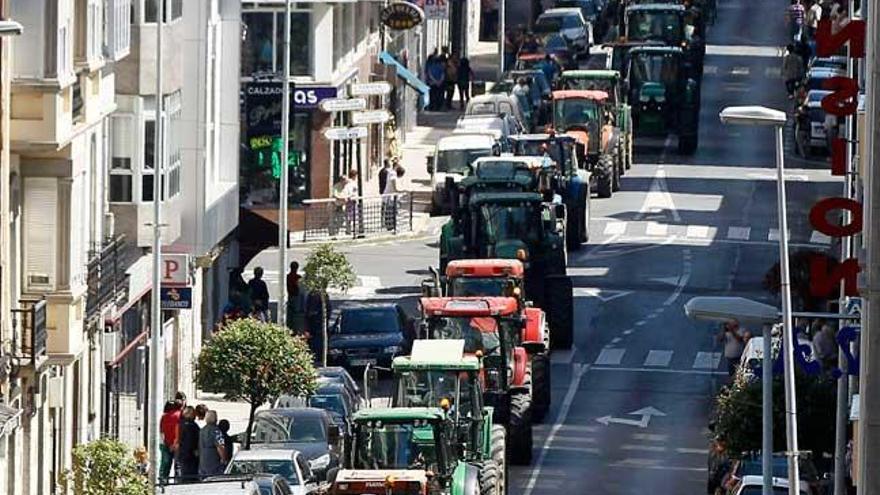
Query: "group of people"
224 266 271 322
159 392 235 482
329 162 408 236
425 46 475 111
785 0 846 43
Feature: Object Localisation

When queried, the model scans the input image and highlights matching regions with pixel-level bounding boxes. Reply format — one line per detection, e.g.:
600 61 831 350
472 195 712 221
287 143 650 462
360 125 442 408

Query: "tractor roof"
393 340 481 371
552 89 610 102
560 69 620 80
468 190 544 206
626 3 685 12
517 53 546 61
420 296 520 317
446 259 525 278
352 407 446 423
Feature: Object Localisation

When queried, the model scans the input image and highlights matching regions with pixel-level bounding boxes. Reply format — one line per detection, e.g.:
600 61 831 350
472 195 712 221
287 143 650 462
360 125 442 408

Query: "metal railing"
302 193 414 242
10 300 48 367
86 236 128 323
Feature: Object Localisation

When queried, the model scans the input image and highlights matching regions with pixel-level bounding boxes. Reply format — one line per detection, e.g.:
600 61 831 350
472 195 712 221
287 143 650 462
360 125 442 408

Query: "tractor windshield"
628 52 679 88
553 98 599 129
560 78 614 95
448 276 511 297
479 203 544 244
437 148 494 174
395 370 475 418
627 10 684 44
426 316 501 355
353 423 439 471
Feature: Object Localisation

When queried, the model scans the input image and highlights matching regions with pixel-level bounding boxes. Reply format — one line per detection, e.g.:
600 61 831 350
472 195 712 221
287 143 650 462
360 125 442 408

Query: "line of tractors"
316 2 711 494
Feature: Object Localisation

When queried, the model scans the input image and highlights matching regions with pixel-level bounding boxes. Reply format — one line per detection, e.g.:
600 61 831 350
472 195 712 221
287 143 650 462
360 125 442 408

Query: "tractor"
624 45 700 154
326 407 501 495
550 90 623 198
507 134 592 248
418 297 547 464
622 3 705 77
557 69 633 172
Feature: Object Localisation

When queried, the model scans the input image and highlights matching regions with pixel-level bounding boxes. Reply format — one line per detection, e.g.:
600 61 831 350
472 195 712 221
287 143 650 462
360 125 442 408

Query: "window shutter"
24 177 58 291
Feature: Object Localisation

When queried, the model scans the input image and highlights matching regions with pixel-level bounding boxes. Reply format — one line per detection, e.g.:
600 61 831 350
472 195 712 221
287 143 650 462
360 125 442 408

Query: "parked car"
726 475 811 495
723 453 823 495
274 382 357 453
316 366 364 407
246 408 342 481
466 93 529 131
535 8 592 54
225 450 319 495
327 303 414 369
808 55 847 72
797 67 845 106
794 90 833 158
453 114 522 150
555 0 602 31
427 134 498 214
163 474 294 495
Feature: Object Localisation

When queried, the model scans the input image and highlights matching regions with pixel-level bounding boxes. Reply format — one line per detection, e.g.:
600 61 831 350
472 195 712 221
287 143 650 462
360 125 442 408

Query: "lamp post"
719 106 799 495
278 0 292 327
684 296 779 495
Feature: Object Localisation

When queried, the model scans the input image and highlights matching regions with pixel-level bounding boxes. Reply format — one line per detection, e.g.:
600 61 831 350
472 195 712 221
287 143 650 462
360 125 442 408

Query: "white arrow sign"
573 287 633 303
350 82 392 96
323 126 369 141
319 97 367 113
595 407 666 428
352 109 392 125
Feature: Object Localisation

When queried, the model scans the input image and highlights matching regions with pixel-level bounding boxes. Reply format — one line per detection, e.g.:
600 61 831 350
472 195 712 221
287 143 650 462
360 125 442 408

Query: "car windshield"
479 203 544 244
340 309 399 334
449 277 511 297
227 460 300 486
541 33 569 51
629 53 679 87
536 14 581 32
436 148 494 174
354 423 438 471
739 488 789 495
308 395 347 417
557 0 598 17
396 370 475 415
627 11 683 42
427 316 501 354
553 98 599 129
252 413 327 444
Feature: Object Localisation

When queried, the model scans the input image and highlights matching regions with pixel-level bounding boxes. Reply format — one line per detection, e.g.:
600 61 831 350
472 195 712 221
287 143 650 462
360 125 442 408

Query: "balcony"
86 236 129 324
10 300 49 369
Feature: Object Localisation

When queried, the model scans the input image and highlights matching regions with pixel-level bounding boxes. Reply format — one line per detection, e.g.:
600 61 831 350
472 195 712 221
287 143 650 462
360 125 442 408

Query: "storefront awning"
0 403 22 438
378 51 429 109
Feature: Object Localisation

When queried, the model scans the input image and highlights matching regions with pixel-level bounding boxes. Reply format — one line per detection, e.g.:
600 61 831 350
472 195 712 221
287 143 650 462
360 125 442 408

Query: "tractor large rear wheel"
490 425 507 495
530 353 552 423
610 154 621 192
507 391 533 465
478 460 502 495
545 276 574 350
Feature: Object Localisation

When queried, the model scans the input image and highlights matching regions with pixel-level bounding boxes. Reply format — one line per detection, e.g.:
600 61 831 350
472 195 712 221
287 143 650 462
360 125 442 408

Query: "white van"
427 134 498 214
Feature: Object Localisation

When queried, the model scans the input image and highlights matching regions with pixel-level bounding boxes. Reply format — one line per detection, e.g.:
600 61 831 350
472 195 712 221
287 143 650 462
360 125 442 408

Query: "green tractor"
623 3 705 77
327 407 501 495
557 69 633 172
389 340 508 490
624 45 701 154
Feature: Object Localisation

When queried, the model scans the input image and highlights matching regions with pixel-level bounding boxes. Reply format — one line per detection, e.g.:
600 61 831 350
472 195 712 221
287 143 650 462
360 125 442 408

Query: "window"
144 0 182 23
241 10 312 77
165 91 182 198
240 113 311 206
142 119 156 201
110 115 134 202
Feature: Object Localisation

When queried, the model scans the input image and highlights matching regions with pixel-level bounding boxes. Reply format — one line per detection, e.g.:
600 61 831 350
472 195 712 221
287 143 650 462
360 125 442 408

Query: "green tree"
67 438 150 495
195 318 317 448
302 243 357 366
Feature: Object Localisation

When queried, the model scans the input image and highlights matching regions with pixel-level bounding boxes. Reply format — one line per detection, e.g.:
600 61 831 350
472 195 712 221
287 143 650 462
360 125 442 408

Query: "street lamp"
719 105 800 495
684 296 779 495
0 20 24 36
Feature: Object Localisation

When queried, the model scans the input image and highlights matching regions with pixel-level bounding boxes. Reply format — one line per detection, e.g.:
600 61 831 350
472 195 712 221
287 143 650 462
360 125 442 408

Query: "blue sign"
750 325 860 378
243 82 338 140
161 287 193 310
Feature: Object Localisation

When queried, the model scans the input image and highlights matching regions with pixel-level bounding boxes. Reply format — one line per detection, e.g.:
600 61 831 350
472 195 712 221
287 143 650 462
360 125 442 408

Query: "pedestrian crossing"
590 347 725 372
701 64 784 80
597 219 831 246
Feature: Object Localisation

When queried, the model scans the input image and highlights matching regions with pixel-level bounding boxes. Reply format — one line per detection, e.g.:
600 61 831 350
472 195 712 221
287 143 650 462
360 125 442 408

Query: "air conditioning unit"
46 376 64 409
103 331 120 362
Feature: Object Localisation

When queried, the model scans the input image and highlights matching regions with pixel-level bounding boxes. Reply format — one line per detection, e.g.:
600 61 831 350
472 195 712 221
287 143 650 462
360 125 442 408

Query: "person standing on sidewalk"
717 320 748 377
457 56 474 109
782 44 805 99
286 261 305 333
247 267 270 321
786 0 805 41
199 410 228 478
444 54 459 110
176 406 200 482
804 0 822 39
383 165 406 231
159 400 181 481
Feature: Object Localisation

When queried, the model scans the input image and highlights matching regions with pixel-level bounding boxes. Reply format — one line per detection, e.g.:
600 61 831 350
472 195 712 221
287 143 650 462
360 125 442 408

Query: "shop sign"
351 82 393 96
243 82 338 139
423 0 448 19
352 109 392 125
319 97 368 113
323 126 369 140
160 287 193 310
381 1 425 30
161 254 190 287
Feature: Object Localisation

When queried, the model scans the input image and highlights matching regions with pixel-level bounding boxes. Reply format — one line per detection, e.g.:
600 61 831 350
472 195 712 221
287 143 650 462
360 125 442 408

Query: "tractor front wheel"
478 460 502 495
596 160 613 199
490 425 507 495
530 353 552 423
507 391 534 465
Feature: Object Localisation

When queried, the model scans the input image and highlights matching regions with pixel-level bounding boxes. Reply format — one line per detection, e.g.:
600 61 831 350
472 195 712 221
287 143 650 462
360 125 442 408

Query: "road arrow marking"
649 276 682 286
595 407 667 428
573 287 633 302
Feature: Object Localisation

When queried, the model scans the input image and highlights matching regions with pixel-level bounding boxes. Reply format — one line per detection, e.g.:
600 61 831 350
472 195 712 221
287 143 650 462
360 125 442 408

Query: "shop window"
241 10 311 77
240 113 311 207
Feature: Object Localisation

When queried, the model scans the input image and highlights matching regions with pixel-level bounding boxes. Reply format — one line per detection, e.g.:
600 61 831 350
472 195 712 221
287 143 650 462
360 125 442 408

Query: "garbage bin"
472 81 486 96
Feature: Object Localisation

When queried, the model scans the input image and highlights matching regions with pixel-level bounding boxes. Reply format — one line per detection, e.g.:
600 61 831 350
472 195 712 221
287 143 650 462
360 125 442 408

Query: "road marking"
596 407 666 428
567 267 610 276
645 222 668 236
637 168 680 221
643 350 673 367
632 433 668 442
594 348 625 366
604 221 626 235
768 228 790 241
523 363 588 495
692 352 722 370
811 231 832 244
705 44 783 57
611 337 622 344
546 445 601 454
686 225 712 239
662 250 692 307
591 366 728 376
622 329 634 335
727 226 751 240
573 288 633 302
621 444 667 452
676 448 710 455
703 65 719 75
650 276 682 286
730 66 750 76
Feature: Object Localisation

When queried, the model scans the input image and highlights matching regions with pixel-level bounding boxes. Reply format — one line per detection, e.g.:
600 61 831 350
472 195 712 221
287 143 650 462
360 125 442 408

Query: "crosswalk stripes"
768 228 790 241
592 348 726 371
685 225 714 239
594 348 626 366
645 222 668 236
727 226 751 240
692 352 722 369
593 219 830 246
603 221 626 235
643 350 673 367
810 231 832 245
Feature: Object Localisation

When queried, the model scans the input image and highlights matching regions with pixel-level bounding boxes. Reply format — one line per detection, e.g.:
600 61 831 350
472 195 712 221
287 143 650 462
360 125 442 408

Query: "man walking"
286 261 305 332
175 406 200 482
804 0 822 39
457 56 474 109
444 54 459 110
199 410 228 478
786 0 805 41
717 320 748 377
248 267 270 321
159 401 180 481
782 44 805 99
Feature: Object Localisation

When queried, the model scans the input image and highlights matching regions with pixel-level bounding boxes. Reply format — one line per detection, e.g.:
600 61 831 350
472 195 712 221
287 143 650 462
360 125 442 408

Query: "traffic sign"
352 109 392 125
350 82 393 96
319 97 367 113
323 126 369 140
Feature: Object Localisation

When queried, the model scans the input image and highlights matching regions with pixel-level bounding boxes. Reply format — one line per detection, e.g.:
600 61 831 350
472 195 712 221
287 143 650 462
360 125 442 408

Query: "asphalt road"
249 1 844 492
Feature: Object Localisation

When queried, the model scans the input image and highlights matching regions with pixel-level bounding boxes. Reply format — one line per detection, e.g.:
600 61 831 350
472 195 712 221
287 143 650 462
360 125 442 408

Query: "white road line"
645 222 668 236
523 363 588 495
730 66 750 76
594 348 626 366
676 448 710 455
604 221 626 235
692 352 722 370
590 366 728 376
611 337 622 345
637 166 680 221
622 329 634 335
621 444 667 452
703 65 719 75
662 252 692 307
567 267 610 276
727 226 751 240
810 231 832 245
705 44 783 57
545 446 601 454
686 225 711 239
768 229 790 241
643 350 674 367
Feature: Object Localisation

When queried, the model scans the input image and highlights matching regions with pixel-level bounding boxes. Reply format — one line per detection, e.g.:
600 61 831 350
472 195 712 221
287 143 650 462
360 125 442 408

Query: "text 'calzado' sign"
381 1 425 30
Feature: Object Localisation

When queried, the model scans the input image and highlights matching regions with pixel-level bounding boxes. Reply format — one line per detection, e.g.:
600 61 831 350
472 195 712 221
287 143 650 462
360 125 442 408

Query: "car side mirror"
328 424 341 445
426 156 435 174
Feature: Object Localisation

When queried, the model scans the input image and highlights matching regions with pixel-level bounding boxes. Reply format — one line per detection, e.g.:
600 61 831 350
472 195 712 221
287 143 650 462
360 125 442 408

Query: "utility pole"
278 0 291 327
498 0 506 77
147 0 165 486
858 0 880 490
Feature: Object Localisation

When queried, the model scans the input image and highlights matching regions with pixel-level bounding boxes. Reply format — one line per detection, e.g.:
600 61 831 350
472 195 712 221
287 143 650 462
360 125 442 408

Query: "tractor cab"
558 70 624 107
508 133 581 175
624 4 705 75
445 259 526 300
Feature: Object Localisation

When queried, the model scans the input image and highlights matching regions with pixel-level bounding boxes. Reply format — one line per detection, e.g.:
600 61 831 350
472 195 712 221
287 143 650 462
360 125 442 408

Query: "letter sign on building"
381 1 425 30
161 254 190 287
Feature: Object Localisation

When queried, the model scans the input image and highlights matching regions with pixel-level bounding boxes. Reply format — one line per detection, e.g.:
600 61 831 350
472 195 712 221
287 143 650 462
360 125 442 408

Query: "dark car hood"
329 332 403 349
252 441 329 460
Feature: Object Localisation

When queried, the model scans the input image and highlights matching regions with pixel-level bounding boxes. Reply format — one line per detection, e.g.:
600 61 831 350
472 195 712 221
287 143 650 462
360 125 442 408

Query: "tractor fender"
603 127 621 155
521 307 547 347
512 347 529 387
451 462 481 495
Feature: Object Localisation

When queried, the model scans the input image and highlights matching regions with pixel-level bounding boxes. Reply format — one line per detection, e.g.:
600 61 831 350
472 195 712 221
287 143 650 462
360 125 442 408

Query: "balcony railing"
11 300 48 367
86 236 128 322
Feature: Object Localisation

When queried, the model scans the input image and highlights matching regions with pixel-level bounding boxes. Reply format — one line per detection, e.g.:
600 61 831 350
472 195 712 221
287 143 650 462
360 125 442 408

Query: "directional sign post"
350 82 393 96
595 407 666 428
319 97 367 113
352 109 392 126
323 126 369 141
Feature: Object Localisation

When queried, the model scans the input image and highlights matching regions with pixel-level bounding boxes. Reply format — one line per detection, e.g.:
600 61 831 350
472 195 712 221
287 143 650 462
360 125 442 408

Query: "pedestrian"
427 50 446 111
717 320 747 377
444 53 459 110
538 54 559 83
383 165 406 231
457 56 474 109
247 267 270 321
226 268 252 319
332 169 359 235
511 77 531 113
159 400 181 481
378 159 392 196
199 410 228 478
503 30 517 71
786 0 805 41
813 323 838 369
805 0 822 39
176 406 200 482
286 261 305 332
218 419 235 463
195 404 208 424
782 44 805 99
